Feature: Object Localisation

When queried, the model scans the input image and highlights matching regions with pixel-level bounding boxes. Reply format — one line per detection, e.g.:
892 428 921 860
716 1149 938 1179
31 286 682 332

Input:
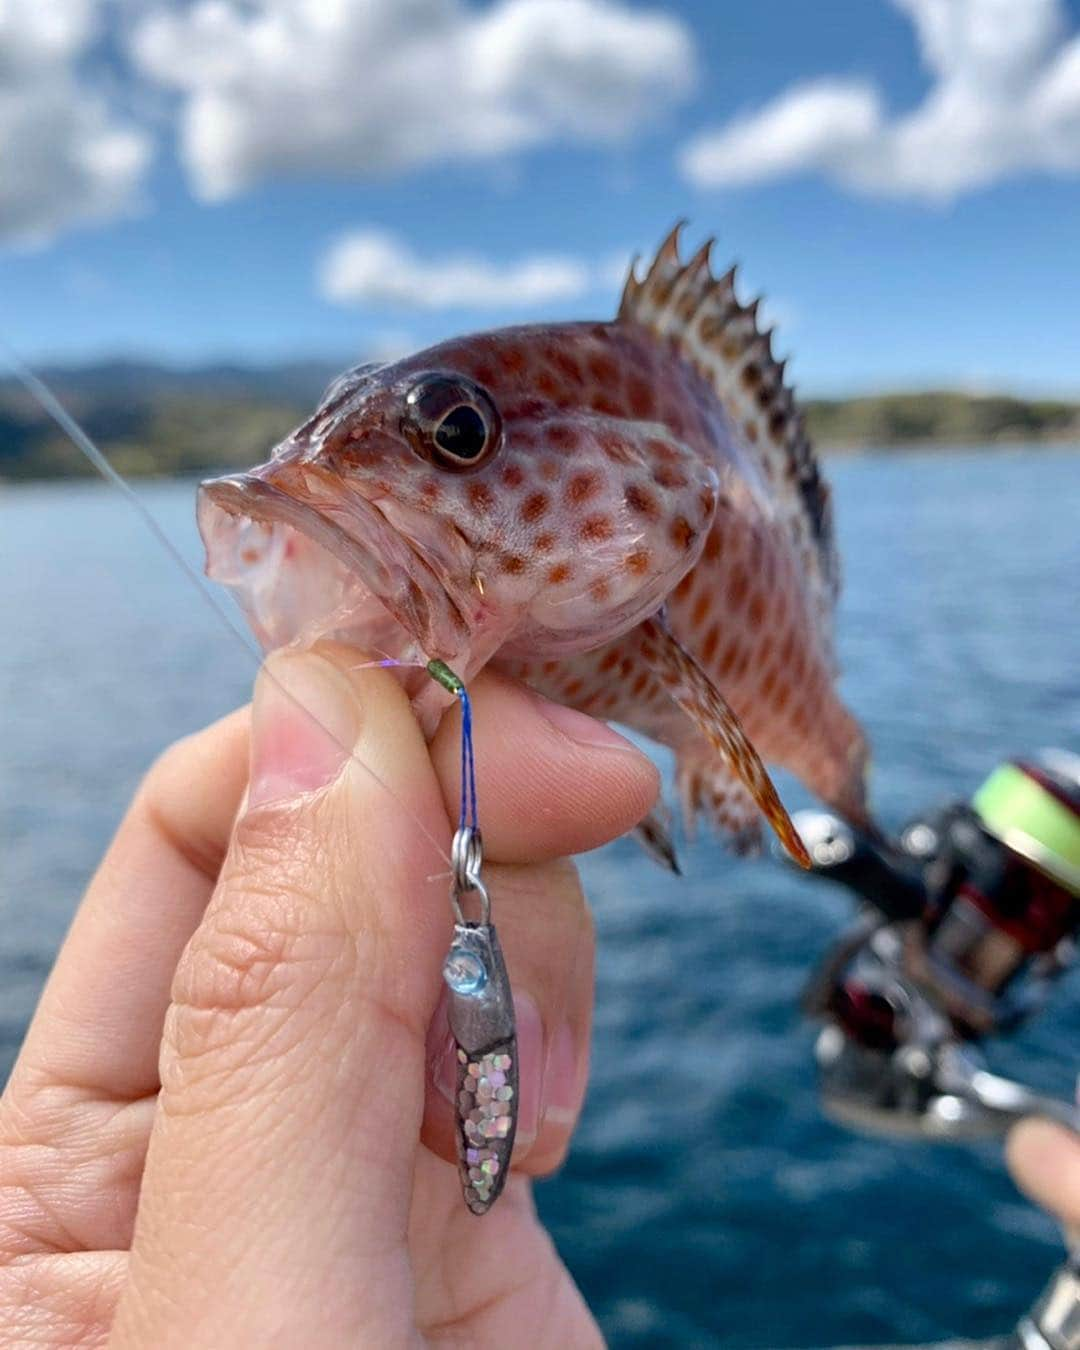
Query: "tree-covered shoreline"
3 362 1078 481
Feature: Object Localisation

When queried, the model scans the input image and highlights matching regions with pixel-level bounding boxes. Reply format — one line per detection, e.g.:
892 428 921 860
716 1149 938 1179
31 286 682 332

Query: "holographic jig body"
431 661 518 1215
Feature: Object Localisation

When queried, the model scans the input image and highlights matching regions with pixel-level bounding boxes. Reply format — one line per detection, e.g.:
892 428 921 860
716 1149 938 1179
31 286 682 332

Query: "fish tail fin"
618 223 839 661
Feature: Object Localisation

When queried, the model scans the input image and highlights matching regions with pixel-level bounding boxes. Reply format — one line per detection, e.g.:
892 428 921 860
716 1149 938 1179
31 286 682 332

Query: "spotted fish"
198 225 871 864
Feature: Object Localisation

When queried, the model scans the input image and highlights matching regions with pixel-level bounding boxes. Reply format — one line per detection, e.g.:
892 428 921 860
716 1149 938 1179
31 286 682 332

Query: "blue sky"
3 0 1080 396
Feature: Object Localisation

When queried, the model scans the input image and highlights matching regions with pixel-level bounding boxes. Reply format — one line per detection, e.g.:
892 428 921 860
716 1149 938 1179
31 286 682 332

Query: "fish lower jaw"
197 475 467 684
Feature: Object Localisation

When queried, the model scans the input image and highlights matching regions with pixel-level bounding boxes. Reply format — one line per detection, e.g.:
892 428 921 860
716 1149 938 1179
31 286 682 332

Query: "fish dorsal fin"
618 223 839 651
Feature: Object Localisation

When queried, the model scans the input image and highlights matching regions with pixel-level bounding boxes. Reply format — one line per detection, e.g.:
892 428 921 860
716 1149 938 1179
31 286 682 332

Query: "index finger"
432 670 659 863
6 706 250 1107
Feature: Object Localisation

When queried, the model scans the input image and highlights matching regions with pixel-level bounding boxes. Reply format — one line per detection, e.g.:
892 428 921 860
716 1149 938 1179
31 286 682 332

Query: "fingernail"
248 650 361 810
426 989 458 1104
529 690 642 754
541 1020 584 1127
512 990 544 1150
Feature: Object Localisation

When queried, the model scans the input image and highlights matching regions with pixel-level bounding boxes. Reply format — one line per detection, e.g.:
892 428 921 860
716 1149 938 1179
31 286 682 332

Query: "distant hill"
0 360 339 481
1 360 1078 481
805 390 1080 449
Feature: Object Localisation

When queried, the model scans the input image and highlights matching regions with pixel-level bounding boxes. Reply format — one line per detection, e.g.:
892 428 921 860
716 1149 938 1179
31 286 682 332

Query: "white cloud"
318 230 594 310
681 81 882 189
0 0 151 245
130 0 696 201
680 0 1080 202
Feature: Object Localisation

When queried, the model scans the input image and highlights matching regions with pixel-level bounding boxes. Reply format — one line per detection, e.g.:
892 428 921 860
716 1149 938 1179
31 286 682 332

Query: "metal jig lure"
428 660 519 1215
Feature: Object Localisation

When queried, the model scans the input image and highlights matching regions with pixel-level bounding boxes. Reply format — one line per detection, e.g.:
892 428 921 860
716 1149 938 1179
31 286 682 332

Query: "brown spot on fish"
625 548 651 575
501 463 524 488
600 433 634 464
548 562 572 585
588 354 619 386
745 419 759 443
646 436 678 462
593 580 611 603
748 591 766 627
624 482 659 519
537 369 559 399
533 531 556 553
632 670 649 697
502 554 527 576
599 649 620 673
670 516 696 550
582 514 614 543
520 492 548 523
468 483 494 513
549 423 580 451
692 593 710 627
729 566 749 609
702 624 720 664
566 472 598 504
654 464 689 490
551 351 583 385
540 459 559 482
501 346 526 374
627 376 653 417
592 393 621 417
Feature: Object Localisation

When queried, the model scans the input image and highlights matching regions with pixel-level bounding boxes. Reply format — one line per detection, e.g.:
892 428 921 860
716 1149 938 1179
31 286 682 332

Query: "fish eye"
401 372 502 472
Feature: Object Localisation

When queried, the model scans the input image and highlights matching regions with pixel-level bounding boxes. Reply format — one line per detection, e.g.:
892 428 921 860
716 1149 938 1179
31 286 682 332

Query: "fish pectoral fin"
638 616 811 869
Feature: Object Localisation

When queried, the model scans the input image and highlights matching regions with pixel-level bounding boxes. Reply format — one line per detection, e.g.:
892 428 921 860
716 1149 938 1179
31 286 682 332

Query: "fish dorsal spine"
617 223 839 661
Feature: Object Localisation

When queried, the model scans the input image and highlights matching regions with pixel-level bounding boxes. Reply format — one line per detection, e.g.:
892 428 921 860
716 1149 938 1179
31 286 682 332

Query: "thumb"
1008 1117 1080 1243
113 646 451 1349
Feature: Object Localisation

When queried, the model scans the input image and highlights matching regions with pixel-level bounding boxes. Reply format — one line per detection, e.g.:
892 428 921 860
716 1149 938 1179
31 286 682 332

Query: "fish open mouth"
197 467 471 684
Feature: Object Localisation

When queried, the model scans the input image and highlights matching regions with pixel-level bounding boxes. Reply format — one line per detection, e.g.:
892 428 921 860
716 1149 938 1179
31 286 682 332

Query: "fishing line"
1 341 452 868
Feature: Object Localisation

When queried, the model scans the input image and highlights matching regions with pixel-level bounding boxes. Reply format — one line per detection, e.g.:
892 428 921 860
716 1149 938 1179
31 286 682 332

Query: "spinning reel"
790 751 1080 1349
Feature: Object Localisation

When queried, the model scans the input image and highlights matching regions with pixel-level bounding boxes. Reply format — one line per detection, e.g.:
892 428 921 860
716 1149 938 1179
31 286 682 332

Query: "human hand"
0 645 658 1347
1009 1114 1080 1248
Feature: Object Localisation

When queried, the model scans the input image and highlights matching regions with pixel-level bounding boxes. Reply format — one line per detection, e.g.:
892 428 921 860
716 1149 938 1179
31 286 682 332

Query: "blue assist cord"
457 685 479 835
421 659 479 836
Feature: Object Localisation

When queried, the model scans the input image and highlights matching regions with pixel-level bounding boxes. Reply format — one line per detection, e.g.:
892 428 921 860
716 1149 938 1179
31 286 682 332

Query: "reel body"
796 754 1080 1141
793 753 1080 1347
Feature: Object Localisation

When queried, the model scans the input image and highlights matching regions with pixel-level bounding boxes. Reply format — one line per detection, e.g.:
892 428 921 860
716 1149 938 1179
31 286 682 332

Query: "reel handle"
789 810 927 922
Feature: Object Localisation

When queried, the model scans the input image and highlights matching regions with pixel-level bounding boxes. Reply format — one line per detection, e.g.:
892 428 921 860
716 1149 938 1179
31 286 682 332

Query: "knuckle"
162 837 356 1108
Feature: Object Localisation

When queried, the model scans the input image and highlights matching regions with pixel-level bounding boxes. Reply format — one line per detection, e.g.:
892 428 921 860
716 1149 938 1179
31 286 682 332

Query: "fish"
198 224 871 866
